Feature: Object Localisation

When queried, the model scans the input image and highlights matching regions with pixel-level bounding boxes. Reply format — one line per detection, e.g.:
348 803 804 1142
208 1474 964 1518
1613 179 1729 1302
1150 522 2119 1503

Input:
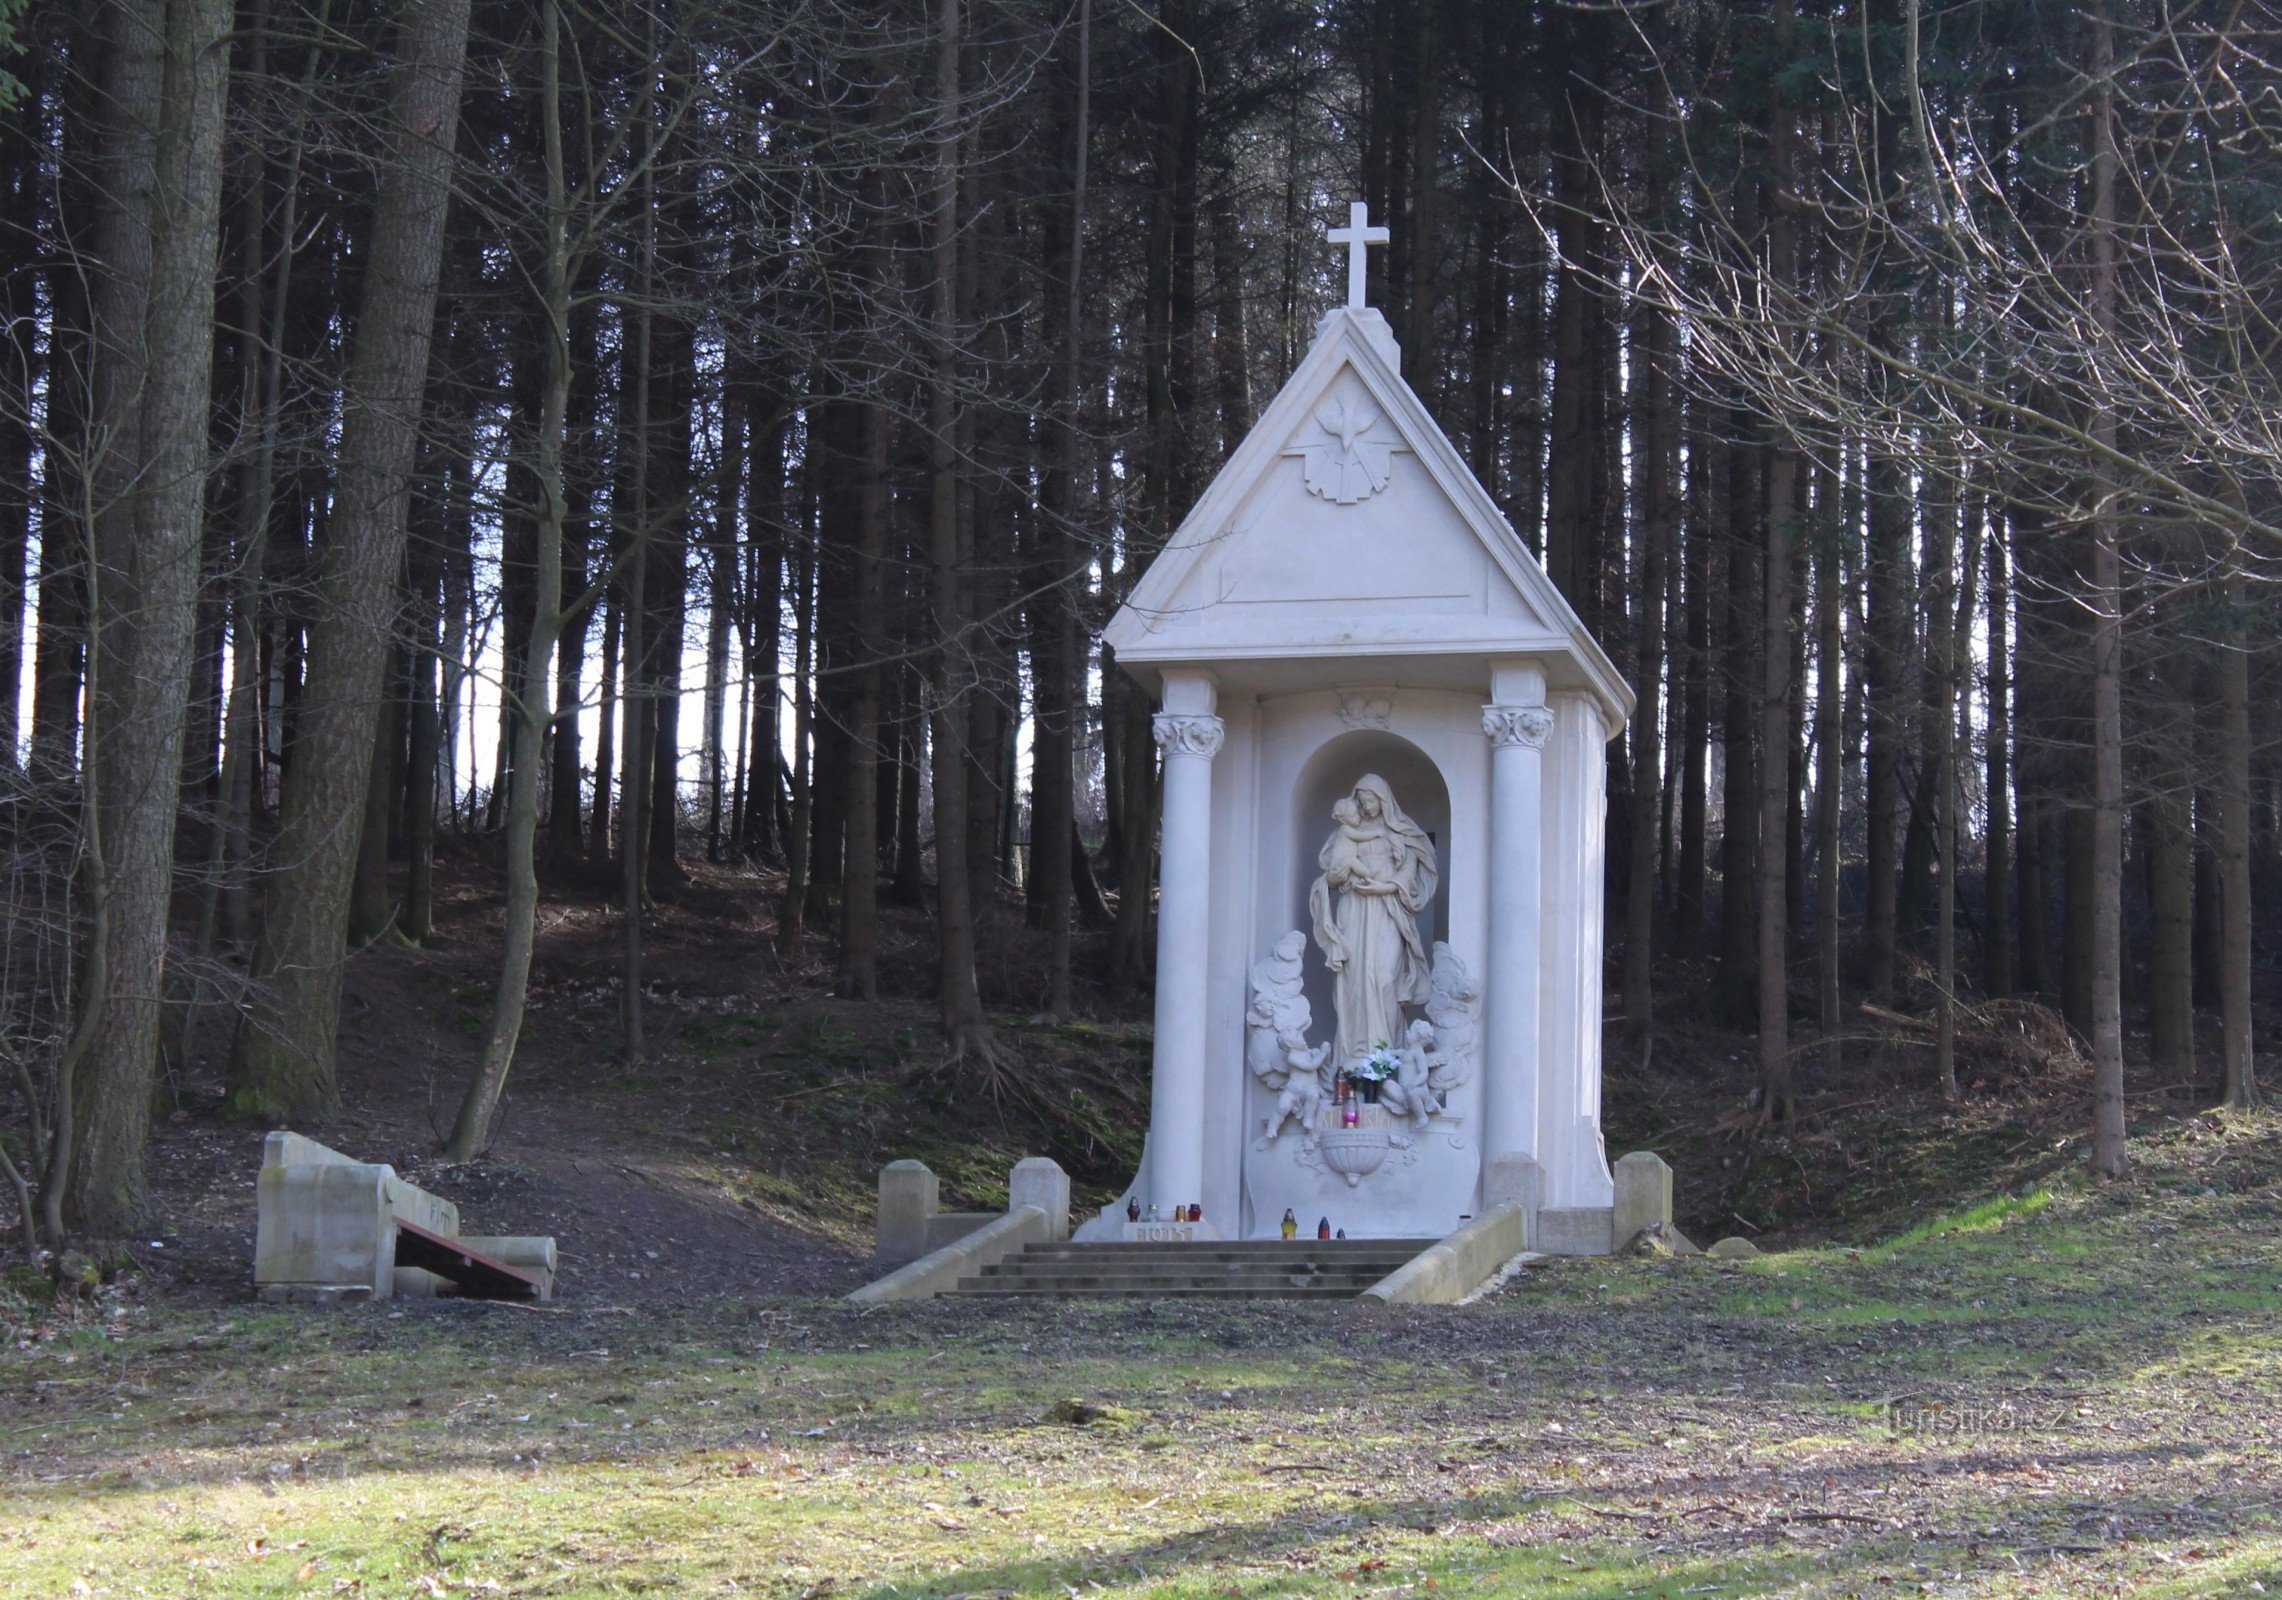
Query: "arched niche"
1285 728 1452 1061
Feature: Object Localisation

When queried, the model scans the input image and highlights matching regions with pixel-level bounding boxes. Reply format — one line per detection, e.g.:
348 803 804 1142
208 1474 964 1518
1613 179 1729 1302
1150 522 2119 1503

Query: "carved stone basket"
1315 1105 1392 1186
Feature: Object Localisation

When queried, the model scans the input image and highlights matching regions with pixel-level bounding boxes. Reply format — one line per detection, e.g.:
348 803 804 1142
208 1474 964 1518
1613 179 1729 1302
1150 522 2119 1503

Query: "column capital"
1153 712 1225 760
1482 704 1554 749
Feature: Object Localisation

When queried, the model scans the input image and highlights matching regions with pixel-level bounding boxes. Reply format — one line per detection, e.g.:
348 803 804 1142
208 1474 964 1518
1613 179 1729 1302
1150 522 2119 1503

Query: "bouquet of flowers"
1351 1043 1400 1084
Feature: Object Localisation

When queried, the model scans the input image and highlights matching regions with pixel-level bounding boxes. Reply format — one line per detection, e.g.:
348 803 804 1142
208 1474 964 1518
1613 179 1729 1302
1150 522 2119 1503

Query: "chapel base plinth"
1241 1113 1478 1242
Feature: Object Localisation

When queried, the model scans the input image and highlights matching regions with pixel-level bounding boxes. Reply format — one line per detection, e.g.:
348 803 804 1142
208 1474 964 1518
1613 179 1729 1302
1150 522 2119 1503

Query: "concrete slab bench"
253 1131 556 1304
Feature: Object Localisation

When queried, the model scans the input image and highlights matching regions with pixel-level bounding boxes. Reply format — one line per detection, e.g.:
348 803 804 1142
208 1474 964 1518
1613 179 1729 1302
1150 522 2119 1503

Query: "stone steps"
947 1280 1408 1298
945 1239 1437 1300
1014 1239 1434 1257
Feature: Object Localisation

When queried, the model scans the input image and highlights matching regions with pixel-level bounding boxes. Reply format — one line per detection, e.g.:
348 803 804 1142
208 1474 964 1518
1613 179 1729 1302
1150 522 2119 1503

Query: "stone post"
875 1160 940 1264
1008 1157 1071 1242
1148 672 1222 1219
1612 1151 1674 1246
1482 1151 1544 1250
1482 668 1551 1170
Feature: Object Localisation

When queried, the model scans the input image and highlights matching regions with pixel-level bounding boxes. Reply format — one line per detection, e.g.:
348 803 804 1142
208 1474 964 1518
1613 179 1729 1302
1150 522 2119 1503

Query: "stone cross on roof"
1326 200 1389 311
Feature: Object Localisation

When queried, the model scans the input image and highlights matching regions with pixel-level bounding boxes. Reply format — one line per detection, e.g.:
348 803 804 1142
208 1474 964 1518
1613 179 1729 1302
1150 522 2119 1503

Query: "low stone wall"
923 1213 998 1252
1536 1206 1615 1256
845 1206 1049 1305
872 1156 1070 1267
1358 1203 1529 1304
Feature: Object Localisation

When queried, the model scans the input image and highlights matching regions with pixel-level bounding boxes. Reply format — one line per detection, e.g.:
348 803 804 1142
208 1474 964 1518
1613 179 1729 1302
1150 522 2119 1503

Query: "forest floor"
101 846 2269 1303
5 850 2280 1596
3 1108 2279 1599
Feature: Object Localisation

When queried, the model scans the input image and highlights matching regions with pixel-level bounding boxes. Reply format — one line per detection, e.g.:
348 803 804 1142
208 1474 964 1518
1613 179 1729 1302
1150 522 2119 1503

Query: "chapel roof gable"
1103 304 1631 726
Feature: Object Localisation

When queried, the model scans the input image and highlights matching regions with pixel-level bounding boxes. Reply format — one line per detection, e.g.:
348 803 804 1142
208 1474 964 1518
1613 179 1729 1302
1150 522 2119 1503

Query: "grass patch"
1863 1188 2055 1258
7 1113 2278 1598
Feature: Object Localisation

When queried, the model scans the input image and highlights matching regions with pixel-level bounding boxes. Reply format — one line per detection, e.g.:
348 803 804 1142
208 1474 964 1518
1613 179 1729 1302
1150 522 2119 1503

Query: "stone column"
1540 692 1616 1210
1481 687 1552 1169
1147 688 1223 1217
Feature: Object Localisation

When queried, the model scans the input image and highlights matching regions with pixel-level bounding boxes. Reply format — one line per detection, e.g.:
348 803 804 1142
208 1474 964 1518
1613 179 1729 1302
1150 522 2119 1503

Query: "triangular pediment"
1104 307 1628 724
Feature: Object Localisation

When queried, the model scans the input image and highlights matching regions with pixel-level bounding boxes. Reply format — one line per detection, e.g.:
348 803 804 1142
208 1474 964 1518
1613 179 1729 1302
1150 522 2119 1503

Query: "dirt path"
142 898 869 1306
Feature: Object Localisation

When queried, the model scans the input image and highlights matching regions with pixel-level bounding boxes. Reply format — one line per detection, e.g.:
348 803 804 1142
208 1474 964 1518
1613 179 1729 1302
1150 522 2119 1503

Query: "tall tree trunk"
491 315 539 834
1785 540 1809 940
438 484 470 825
1542 10 1605 625
448 0 569 1158
1862 460 1908 1005
2015 483 2061 1002
1677 398 1713 939
1208 176 1251 454
643 328 690 886
1926 459 1959 1098
1464 17 1509 489
893 669 926 905
589 595 618 860
347 662 404 942
1757 93 1799 1119
2145 625 2195 1081
1862 1 1910 1005
1983 518 2013 997
546 291 597 861
403 564 440 940
803 460 852 921
1623 271 1674 1057
927 0 990 1054
777 515 813 954
2085 3 2128 1179
618 28 660 1061
739 402 785 863
404 284 477 945
2063 803 2097 1033
2017 802 2053 997
702 384 742 863
1028 0 1089 1019
1815 453 1844 1074
226 0 468 1122
835 376 890 998
1714 397 1760 1020
30 71 90 797
0 51 39 781
73 0 235 1229
2216 562 2259 1107
960 159 1017 910
1400 0 1438 386
620 533 651 1059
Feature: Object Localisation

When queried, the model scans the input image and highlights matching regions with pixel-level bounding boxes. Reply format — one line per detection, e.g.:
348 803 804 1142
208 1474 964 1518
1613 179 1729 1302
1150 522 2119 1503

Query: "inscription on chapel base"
1122 1221 1221 1243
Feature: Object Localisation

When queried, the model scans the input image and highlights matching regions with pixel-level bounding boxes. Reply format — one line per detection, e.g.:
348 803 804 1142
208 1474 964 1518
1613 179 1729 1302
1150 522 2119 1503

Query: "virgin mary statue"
1308 773 1439 1068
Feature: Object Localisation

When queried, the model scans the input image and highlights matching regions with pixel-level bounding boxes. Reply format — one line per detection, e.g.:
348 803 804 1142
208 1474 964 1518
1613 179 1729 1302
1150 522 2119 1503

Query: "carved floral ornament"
1152 713 1225 760
1482 704 1555 748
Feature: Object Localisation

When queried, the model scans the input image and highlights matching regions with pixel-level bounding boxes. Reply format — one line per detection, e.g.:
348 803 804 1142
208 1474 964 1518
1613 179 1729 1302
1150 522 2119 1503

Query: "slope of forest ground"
3 1107 2278 1599
20 844 2270 1305
4 854 2279 1597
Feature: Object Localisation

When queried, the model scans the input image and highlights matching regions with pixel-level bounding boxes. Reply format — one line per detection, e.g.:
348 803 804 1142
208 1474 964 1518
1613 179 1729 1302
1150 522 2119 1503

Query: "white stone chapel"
1081 205 1633 1252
